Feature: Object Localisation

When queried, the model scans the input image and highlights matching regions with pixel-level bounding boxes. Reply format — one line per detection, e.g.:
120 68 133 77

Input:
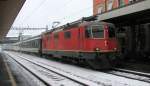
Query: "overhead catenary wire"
58 6 93 25
20 0 102 26
22 0 48 24
56 0 106 25
17 0 96 30
23 0 74 24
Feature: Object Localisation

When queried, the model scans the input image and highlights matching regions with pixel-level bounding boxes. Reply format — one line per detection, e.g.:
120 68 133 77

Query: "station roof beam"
98 0 150 25
0 0 25 40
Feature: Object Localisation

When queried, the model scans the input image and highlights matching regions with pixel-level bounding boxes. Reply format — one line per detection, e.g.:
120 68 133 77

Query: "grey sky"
7 0 93 37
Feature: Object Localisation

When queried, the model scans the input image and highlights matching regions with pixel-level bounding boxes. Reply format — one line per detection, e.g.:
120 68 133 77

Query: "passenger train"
3 18 119 69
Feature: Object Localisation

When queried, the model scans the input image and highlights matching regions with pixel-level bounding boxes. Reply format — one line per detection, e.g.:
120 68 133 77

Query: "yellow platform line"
4 58 17 86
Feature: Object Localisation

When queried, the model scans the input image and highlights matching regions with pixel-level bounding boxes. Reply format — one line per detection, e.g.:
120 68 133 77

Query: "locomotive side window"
91 25 104 38
54 33 59 39
85 27 91 38
64 31 71 39
108 26 116 38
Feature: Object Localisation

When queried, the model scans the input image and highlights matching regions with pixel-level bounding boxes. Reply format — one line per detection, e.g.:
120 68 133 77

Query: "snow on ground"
5 51 150 86
4 53 46 86
5 52 84 86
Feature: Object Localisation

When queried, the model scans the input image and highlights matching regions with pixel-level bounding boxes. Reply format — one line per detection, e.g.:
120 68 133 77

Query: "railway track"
114 68 150 78
3 53 47 86
108 68 150 83
5 51 150 86
21 54 150 84
5 52 104 86
20 57 150 84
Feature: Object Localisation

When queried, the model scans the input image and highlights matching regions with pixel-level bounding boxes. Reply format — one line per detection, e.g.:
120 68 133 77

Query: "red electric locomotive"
42 19 119 69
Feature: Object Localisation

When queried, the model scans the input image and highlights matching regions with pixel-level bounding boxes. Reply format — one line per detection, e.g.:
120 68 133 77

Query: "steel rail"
5 53 52 86
105 68 150 83
5 52 100 86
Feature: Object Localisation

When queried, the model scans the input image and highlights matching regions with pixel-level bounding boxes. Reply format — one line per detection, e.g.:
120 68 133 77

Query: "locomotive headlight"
114 48 117 51
95 48 100 51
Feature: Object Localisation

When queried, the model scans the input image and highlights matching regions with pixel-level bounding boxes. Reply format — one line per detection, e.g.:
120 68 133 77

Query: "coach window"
31 41 33 48
64 31 71 39
36 41 38 47
31 41 33 47
27 42 31 48
35 41 37 48
31 42 32 48
34 41 36 48
32 41 34 48
36 40 38 48
91 25 104 38
25 42 26 48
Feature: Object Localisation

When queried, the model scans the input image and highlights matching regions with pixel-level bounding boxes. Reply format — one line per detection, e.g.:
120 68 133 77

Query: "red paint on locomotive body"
42 21 118 54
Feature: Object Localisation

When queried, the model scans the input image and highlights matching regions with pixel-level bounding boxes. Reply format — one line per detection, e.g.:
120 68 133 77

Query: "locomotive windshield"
91 25 104 38
85 25 104 38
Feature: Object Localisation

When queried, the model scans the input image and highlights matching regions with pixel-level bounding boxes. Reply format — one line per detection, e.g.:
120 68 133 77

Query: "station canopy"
0 0 25 40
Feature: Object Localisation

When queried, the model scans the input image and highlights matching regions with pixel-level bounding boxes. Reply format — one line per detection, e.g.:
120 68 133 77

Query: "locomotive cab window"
91 25 104 38
85 25 104 38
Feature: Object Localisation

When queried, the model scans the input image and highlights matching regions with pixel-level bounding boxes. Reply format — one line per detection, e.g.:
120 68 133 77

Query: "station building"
93 0 140 15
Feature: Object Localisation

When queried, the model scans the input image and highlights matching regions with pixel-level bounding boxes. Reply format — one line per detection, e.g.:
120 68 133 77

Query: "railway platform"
0 51 46 86
0 53 16 86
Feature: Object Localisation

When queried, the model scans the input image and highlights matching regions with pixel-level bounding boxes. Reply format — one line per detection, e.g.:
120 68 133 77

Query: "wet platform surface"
0 53 16 86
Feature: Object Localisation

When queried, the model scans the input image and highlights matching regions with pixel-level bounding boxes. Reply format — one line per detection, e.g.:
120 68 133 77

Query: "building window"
98 6 103 14
129 0 137 4
118 0 125 6
97 4 105 14
107 1 113 11
64 31 71 39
